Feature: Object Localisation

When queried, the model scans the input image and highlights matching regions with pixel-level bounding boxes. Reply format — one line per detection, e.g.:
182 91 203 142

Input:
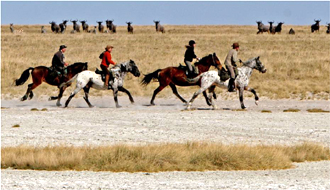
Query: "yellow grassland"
1 24 329 100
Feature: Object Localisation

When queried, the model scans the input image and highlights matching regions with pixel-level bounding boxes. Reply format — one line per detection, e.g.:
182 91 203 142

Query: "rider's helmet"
189 40 196 46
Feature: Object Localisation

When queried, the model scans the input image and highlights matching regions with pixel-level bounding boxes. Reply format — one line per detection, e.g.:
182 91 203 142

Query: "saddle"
95 68 114 82
178 63 199 78
48 67 66 82
218 67 238 81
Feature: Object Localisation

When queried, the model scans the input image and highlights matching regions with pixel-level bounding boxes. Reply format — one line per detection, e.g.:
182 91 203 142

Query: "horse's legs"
150 85 166 105
247 87 259 105
83 87 94 108
113 88 121 108
21 82 40 101
203 85 216 106
169 83 187 104
207 86 218 110
239 87 246 109
65 87 82 108
187 87 207 110
118 86 134 103
55 87 66 107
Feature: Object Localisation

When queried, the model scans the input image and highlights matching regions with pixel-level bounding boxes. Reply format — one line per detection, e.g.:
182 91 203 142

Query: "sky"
1 1 329 26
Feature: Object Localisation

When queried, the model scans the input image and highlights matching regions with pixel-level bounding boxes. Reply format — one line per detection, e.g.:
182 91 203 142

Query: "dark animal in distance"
80 20 89 32
10 23 14 33
256 21 269 34
274 22 284 34
96 21 104 33
41 26 46 33
70 20 80 32
326 23 330 34
59 20 68 33
268 21 274 34
311 19 321 33
106 20 116 33
49 21 60 33
126 22 133 34
289 28 295 35
153 20 165 33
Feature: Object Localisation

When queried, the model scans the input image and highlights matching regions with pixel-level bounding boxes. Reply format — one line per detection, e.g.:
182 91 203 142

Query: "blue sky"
1 1 329 25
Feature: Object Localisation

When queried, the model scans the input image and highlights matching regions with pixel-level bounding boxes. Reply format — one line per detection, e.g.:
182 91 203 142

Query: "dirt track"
1 96 330 189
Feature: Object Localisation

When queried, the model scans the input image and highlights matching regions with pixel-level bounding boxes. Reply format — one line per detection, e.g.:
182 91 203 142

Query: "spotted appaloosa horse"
60 60 140 108
186 56 266 110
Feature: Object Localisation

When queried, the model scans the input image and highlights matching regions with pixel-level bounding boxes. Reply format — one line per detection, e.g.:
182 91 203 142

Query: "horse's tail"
141 69 162 86
187 74 203 84
59 74 78 88
15 67 34 86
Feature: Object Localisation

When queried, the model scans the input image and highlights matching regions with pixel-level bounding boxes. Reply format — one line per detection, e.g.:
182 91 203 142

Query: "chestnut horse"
15 62 88 106
141 53 222 105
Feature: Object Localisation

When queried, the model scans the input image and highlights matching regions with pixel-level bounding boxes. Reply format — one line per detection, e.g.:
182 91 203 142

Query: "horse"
141 53 222 105
186 56 266 110
14 62 88 106
60 60 140 108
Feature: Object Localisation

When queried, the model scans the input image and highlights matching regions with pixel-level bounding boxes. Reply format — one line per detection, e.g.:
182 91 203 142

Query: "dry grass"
1 142 329 172
1 24 329 100
283 108 301 112
306 108 330 113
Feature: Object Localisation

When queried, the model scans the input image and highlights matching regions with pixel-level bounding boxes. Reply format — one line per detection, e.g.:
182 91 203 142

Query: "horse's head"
244 57 266 73
122 60 140 77
69 62 88 74
195 53 222 72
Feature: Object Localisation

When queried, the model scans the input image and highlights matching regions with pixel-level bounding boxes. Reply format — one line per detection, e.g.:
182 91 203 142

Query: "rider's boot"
228 78 236 92
104 74 110 89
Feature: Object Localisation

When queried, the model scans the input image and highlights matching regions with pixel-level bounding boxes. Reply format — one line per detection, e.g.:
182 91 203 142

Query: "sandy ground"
1 96 330 189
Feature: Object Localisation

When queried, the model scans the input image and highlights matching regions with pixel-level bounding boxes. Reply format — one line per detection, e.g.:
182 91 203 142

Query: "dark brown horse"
141 53 222 105
15 62 88 106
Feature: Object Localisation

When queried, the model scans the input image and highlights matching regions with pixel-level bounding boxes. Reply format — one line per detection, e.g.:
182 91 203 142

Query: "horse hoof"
255 101 259 106
116 105 122 108
20 96 27 101
150 103 155 106
56 103 62 107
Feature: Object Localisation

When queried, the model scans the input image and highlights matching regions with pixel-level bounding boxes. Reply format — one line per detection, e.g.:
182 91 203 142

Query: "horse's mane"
242 57 257 66
194 54 211 66
69 62 87 67
113 61 128 69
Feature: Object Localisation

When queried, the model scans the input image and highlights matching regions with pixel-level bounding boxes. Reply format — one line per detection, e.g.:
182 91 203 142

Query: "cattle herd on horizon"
8 20 330 34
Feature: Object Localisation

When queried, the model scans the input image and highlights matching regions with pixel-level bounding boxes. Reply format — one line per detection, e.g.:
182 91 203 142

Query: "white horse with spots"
60 60 140 108
186 56 266 110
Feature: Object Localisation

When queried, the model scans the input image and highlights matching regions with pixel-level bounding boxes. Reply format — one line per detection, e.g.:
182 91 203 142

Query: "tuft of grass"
283 108 300 112
12 124 20 128
41 108 48 111
261 110 272 113
30 108 39 111
1 142 328 172
307 108 329 113
232 109 247 111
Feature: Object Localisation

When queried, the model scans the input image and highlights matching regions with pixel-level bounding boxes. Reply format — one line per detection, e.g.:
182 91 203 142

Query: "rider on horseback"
184 40 200 78
224 42 241 92
100 45 116 88
51 45 68 79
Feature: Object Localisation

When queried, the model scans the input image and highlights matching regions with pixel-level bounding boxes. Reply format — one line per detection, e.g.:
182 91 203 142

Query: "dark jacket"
184 46 197 62
52 50 65 70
